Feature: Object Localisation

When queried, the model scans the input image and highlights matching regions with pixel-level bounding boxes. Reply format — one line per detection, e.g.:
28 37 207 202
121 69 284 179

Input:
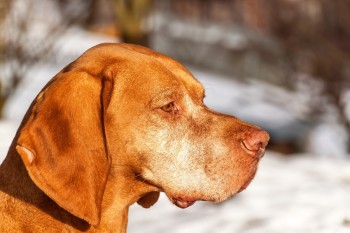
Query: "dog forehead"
76 43 205 101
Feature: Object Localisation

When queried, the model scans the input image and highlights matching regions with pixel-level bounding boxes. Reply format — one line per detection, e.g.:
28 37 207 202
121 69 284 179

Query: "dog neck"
97 163 159 233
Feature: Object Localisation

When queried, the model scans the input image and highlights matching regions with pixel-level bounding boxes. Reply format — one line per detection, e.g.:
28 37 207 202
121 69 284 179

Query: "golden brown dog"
0 43 269 232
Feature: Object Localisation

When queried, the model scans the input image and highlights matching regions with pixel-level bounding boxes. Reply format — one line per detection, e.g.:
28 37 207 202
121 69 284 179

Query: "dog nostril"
242 129 270 154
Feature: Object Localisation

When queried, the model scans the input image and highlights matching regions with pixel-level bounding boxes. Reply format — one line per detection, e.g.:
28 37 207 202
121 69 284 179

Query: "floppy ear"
16 71 112 226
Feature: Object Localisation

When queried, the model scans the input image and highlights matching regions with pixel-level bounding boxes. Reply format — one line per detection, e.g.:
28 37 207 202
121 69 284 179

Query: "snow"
306 123 348 158
0 121 18 155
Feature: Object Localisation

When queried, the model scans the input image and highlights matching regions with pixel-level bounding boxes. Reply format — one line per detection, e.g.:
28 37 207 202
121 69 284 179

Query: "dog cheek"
130 124 179 169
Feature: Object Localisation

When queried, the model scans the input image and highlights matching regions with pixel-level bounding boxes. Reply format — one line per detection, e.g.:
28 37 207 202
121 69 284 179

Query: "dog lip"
171 197 198 208
138 178 198 208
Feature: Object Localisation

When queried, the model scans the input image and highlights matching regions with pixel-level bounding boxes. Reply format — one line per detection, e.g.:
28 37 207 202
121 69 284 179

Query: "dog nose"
242 128 270 158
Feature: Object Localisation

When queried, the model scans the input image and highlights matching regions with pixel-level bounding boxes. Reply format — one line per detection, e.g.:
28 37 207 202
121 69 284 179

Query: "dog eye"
160 102 178 114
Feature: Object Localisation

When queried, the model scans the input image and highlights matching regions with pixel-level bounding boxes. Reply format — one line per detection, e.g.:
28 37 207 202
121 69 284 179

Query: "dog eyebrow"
149 89 182 108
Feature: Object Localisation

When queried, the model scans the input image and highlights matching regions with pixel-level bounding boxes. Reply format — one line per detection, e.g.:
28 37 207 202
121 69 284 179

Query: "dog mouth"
138 176 200 208
170 197 199 208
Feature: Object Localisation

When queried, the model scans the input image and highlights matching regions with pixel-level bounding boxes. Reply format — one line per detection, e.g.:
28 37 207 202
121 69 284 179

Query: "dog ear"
137 191 160 208
16 71 112 226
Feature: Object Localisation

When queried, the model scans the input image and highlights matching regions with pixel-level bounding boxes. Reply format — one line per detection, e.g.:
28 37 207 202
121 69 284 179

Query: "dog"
0 43 269 232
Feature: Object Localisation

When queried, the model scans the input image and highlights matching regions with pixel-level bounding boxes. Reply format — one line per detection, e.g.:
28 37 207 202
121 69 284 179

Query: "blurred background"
0 0 350 232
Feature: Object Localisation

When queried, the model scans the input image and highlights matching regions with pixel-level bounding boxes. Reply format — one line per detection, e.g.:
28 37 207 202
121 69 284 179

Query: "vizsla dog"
0 43 269 232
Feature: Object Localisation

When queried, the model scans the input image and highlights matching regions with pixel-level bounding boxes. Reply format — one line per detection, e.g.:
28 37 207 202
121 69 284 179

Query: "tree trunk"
113 0 151 47
0 95 5 119
344 120 350 154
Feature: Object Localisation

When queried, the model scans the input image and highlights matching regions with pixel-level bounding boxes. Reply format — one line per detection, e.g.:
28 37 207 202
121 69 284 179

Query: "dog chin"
167 190 231 208
165 192 208 209
170 197 198 208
